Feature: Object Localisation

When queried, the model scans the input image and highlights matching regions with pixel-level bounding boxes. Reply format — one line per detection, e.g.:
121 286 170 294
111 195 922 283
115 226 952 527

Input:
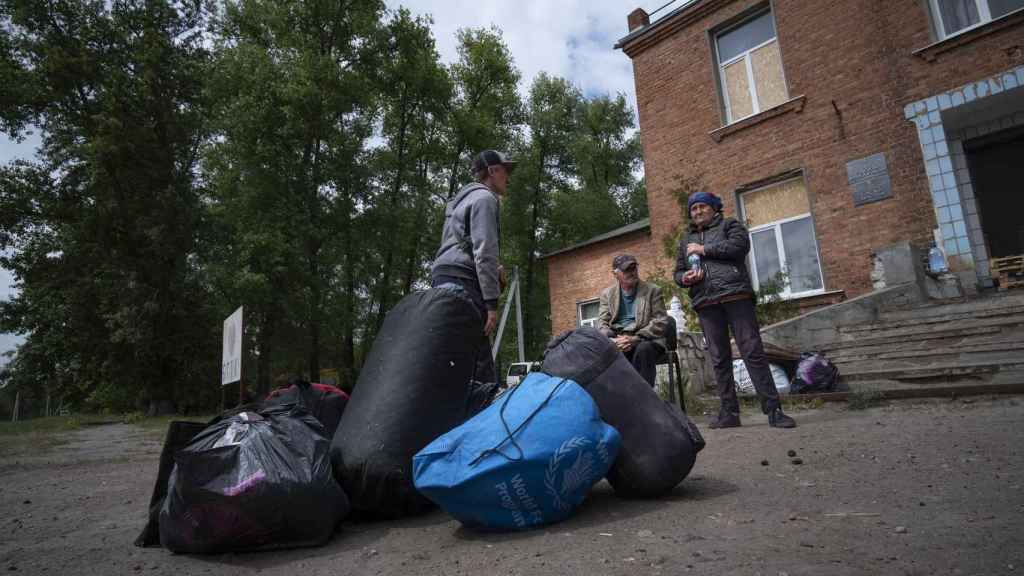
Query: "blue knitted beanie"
687 191 723 213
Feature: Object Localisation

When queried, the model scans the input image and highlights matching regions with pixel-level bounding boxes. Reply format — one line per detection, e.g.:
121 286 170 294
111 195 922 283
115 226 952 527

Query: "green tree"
442 27 522 199
364 9 452 338
202 0 384 391
0 0 217 414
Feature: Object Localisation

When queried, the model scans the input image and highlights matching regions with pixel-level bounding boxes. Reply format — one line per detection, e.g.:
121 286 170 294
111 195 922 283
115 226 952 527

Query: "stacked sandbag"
413 372 620 531
331 285 491 519
265 379 349 438
541 327 705 498
159 405 348 554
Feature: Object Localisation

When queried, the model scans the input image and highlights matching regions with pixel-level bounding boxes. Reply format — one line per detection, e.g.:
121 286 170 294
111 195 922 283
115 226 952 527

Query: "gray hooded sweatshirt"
431 182 501 309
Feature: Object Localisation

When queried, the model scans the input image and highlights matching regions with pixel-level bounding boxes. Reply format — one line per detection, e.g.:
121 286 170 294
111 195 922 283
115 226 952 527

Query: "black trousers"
431 274 497 386
604 329 664 388
624 340 664 388
697 298 780 414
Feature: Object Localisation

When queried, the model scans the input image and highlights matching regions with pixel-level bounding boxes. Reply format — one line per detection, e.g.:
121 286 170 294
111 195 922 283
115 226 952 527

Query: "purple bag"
791 353 839 394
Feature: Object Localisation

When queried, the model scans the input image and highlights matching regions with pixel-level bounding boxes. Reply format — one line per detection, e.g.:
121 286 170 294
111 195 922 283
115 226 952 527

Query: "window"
739 177 824 298
577 299 600 328
716 9 788 124
929 0 1024 39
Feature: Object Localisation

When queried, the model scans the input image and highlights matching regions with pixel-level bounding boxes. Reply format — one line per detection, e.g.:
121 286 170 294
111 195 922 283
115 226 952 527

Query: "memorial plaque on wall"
846 152 892 207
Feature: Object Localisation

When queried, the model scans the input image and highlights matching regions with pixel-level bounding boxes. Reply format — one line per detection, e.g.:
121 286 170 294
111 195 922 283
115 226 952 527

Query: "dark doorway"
965 125 1024 260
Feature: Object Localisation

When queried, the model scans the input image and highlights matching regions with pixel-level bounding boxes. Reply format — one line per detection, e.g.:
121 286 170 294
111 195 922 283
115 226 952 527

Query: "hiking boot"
768 407 797 428
709 410 741 429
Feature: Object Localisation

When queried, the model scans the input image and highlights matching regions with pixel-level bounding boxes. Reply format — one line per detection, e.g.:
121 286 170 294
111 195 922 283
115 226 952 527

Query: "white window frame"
740 178 825 299
929 0 1024 40
577 298 600 328
716 10 788 125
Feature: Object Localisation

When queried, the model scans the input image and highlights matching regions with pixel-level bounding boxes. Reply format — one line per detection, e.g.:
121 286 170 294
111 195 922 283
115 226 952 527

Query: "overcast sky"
0 0 670 363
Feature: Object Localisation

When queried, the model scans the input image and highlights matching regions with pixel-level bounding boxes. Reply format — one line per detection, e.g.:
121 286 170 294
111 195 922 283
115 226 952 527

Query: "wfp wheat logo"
544 436 607 511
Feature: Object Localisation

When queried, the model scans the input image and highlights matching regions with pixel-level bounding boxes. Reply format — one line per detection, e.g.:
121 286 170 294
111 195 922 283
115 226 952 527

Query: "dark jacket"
597 280 668 342
673 212 754 310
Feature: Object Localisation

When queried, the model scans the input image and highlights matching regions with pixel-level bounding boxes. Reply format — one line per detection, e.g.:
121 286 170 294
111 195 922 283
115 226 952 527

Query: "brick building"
544 0 1024 336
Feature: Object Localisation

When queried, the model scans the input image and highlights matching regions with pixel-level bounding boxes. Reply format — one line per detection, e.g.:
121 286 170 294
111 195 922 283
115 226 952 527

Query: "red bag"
266 380 349 439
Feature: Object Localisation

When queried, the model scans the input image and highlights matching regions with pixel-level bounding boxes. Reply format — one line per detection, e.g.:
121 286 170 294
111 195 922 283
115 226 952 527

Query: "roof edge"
615 0 737 56
540 218 651 260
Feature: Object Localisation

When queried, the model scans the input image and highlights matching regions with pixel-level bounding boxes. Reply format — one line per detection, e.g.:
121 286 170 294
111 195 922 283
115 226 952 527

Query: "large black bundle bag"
331 285 490 519
159 404 348 554
541 327 705 498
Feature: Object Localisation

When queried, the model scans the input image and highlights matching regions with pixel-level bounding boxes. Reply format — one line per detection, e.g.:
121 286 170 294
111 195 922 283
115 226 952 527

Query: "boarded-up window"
740 177 824 297
717 10 789 124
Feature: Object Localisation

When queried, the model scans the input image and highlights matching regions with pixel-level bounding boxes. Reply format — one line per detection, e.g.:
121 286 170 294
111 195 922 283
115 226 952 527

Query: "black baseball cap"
612 254 638 272
471 150 517 174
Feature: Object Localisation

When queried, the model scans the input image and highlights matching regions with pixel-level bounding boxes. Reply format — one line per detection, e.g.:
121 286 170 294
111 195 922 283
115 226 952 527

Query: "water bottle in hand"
687 253 701 270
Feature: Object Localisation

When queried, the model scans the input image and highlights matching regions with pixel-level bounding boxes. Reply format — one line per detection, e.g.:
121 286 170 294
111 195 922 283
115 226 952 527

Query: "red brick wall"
545 228 663 336
627 0 1024 297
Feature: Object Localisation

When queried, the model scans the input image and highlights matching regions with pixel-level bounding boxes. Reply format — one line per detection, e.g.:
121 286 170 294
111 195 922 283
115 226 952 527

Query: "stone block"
926 96 939 111
951 91 965 107
938 93 952 109
943 172 957 189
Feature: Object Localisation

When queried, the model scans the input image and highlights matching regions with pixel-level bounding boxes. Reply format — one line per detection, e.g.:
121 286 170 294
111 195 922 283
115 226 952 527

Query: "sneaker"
709 410 741 429
768 407 796 428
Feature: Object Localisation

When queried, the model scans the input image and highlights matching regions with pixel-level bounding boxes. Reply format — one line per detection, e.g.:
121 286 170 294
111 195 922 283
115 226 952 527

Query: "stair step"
830 339 1024 364
837 358 1024 383
841 303 1024 334
822 325 1002 351
833 314 1024 345
839 366 1024 389
879 292 1024 323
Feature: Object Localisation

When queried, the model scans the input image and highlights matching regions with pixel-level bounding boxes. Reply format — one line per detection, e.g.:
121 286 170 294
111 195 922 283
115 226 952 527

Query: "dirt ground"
2 396 1022 576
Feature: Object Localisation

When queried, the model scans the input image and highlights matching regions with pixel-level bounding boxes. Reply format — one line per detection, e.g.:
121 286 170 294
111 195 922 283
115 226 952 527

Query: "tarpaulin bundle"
158 405 348 554
331 285 491 520
413 372 620 531
541 327 705 498
265 380 349 439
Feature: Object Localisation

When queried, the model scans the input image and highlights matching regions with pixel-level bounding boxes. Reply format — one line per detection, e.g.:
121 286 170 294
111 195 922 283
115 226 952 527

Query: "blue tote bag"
413 373 620 531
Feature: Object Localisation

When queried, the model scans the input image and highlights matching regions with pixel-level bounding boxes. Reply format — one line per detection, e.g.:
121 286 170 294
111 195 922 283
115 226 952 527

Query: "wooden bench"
990 255 1024 291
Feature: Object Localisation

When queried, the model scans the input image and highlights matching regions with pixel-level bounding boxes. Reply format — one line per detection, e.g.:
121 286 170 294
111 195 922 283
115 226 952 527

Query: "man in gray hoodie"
431 150 516 386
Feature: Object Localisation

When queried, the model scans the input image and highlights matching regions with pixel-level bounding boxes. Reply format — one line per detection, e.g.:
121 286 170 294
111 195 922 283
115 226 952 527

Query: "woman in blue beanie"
673 192 796 429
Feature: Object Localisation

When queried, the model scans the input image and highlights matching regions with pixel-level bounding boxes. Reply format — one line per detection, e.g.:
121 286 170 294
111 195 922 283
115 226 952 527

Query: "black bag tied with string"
330 285 490 519
542 327 705 498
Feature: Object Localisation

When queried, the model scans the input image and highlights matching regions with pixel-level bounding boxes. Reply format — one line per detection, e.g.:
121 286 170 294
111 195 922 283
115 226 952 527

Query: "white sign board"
221 306 243 385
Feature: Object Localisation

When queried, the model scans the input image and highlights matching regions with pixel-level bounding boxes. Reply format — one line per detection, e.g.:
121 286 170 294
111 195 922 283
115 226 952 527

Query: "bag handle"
469 376 570 466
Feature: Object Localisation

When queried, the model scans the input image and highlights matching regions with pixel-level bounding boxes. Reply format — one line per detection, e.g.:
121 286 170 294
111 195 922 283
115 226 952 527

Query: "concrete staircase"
820 291 1024 392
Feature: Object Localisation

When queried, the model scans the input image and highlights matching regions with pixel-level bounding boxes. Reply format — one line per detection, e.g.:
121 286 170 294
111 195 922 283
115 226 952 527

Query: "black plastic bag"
159 404 348 554
542 327 705 498
331 285 489 519
134 420 208 547
265 379 349 439
790 353 840 394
